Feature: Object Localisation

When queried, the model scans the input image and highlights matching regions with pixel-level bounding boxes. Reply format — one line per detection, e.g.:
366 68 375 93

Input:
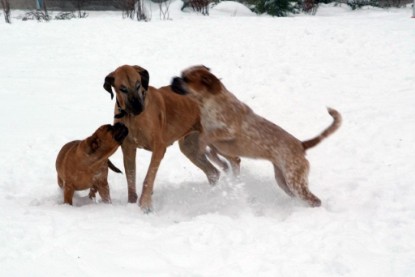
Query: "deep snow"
1 2 415 276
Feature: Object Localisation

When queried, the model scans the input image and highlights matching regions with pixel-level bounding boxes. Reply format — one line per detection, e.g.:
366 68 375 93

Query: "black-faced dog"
103 65 240 212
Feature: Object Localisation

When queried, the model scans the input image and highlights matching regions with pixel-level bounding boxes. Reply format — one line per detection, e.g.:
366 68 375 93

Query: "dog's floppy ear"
133 65 149 91
202 65 211 71
201 72 221 94
103 72 115 100
86 136 100 154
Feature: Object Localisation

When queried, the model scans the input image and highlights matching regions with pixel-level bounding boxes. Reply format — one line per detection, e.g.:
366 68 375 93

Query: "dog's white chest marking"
201 99 228 131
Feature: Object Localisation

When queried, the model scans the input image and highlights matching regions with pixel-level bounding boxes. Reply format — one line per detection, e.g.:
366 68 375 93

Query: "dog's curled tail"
108 160 122 174
302 107 342 150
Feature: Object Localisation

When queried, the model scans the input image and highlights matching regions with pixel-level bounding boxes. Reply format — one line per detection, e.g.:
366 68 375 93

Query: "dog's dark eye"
183 77 189 83
135 83 141 91
120 87 128 94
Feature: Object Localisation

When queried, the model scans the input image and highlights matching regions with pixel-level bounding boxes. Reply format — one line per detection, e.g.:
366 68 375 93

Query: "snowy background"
1 2 415 276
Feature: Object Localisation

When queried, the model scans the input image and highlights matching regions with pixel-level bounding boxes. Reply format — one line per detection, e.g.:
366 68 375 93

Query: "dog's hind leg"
179 133 220 185
284 159 321 207
88 186 98 199
57 175 64 189
272 164 294 197
63 185 74 205
295 180 321 207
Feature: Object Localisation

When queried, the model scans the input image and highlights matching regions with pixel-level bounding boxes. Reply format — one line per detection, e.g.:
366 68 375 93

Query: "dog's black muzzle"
171 77 188 95
126 96 144 116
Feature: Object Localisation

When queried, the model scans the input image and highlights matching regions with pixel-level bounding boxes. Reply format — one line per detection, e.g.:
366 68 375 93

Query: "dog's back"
56 140 79 188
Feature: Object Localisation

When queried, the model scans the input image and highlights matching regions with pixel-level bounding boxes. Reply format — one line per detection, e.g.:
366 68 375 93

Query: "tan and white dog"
171 66 342 207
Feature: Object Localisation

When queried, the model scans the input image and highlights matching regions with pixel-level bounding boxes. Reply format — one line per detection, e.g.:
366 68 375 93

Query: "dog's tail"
108 160 122 174
302 107 342 151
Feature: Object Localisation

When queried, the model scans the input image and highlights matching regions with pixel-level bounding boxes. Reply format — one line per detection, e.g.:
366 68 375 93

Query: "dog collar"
114 99 127 119
114 109 127 119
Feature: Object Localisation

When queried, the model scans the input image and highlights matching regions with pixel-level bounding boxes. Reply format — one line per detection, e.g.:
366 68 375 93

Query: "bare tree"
75 0 89 18
113 0 149 21
158 0 172 20
121 0 135 19
182 0 210 15
1 0 11 23
42 0 50 20
303 0 319 15
135 0 148 21
22 0 50 22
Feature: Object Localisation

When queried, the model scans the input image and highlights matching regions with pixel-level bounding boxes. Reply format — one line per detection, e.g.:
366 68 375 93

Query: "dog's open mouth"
171 77 188 95
112 123 129 144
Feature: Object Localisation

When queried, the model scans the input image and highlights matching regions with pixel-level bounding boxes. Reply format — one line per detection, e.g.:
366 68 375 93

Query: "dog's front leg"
96 179 112 204
122 143 138 203
139 144 166 212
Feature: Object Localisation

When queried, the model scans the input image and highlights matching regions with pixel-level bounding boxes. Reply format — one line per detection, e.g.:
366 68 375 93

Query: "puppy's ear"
86 137 100 154
201 72 221 94
91 139 99 152
133 66 150 91
103 72 115 100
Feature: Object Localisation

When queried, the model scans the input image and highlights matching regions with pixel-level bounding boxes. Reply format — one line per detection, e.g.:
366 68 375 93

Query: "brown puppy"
56 123 128 205
171 66 342 207
103 65 240 212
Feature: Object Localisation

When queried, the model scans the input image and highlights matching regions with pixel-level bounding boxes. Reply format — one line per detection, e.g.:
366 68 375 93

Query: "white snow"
1 2 415 276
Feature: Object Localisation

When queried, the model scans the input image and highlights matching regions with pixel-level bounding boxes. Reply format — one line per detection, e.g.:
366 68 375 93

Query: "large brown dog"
56 123 129 205
103 65 239 212
171 66 342 207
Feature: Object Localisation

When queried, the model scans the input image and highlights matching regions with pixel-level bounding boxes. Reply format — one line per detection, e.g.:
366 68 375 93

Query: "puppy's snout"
171 77 187 95
113 123 129 144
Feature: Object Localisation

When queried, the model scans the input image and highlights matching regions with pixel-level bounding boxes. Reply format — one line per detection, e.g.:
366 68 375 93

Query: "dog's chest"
200 100 228 131
120 117 153 150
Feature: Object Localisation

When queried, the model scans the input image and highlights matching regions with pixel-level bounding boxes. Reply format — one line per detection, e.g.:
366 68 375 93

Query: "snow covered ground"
1 2 415 276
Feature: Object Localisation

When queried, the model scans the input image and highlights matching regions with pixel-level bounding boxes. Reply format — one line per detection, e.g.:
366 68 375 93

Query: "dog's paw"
139 196 153 213
128 192 138 203
141 206 153 214
207 170 220 185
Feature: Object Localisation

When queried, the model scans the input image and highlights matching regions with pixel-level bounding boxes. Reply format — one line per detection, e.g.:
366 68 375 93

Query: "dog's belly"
67 172 98 191
211 139 271 160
